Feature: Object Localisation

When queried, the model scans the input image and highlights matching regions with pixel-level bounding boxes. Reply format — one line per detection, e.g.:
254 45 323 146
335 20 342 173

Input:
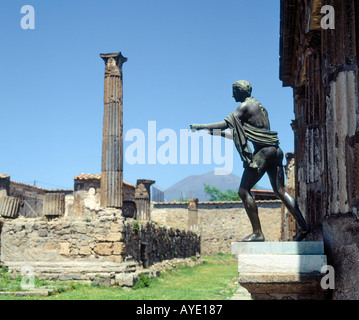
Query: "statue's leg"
238 166 266 242
267 148 310 241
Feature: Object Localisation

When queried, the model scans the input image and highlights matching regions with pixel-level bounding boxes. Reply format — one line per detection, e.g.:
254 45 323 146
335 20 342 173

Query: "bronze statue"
190 80 310 242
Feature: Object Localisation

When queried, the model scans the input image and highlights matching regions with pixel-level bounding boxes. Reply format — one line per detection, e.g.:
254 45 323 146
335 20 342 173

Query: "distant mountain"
164 171 243 202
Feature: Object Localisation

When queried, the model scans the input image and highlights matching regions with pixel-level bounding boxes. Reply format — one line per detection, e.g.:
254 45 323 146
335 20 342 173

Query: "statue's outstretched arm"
220 130 233 140
207 129 233 140
190 121 229 131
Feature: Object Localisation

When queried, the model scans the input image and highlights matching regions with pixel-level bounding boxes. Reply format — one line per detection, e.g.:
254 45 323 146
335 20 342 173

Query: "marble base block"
231 242 330 300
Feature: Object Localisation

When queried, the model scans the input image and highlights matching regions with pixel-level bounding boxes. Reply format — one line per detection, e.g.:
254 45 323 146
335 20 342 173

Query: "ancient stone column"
188 198 199 232
134 180 155 221
136 180 155 201
0 196 21 219
281 153 297 241
100 52 127 208
43 193 65 218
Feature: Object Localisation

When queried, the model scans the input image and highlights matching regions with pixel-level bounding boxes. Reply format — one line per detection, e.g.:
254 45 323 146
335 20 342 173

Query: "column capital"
135 179 156 200
100 52 127 75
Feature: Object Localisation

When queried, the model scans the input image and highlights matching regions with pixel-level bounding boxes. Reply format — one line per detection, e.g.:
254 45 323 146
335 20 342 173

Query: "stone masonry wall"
123 220 201 266
1 212 129 265
151 201 282 254
0 210 200 284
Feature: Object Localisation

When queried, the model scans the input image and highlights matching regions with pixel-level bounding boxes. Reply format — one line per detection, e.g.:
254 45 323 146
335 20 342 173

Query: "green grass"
0 255 239 300
0 266 22 292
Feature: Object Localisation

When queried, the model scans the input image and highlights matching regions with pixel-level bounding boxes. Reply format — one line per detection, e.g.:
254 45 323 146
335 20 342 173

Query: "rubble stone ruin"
0 51 201 287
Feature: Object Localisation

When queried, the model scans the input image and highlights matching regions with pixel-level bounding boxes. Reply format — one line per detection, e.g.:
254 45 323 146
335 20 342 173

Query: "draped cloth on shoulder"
224 113 280 169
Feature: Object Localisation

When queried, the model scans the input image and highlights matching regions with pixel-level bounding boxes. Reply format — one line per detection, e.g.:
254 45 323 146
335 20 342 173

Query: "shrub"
133 220 140 233
132 273 151 290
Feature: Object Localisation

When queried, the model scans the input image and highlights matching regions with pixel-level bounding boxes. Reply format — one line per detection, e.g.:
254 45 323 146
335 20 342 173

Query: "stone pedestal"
231 242 330 300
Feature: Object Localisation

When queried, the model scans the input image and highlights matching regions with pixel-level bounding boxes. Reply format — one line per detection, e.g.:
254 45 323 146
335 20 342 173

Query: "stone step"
0 289 52 297
231 241 324 255
5 261 141 275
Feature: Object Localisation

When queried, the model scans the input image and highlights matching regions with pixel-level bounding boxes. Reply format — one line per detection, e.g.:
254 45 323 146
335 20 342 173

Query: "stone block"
232 241 329 300
106 233 123 242
44 242 57 251
109 256 124 263
59 242 70 255
112 242 125 255
37 229 48 237
78 246 92 256
69 248 79 256
238 254 327 274
110 222 122 233
94 233 123 242
75 226 87 234
94 243 113 256
57 228 70 235
231 241 324 255
116 273 136 286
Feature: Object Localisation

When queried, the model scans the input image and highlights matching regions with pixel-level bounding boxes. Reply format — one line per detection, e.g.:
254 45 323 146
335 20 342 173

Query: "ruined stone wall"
151 201 282 254
72 176 135 217
0 211 200 283
123 220 200 266
151 202 188 229
72 188 101 217
1 214 126 265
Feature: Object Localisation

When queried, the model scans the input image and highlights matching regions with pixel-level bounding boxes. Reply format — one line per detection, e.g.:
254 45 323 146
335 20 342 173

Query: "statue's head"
232 80 252 102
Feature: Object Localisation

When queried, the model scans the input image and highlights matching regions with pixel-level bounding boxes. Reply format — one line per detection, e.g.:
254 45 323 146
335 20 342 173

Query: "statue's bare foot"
293 228 310 241
238 232 265 242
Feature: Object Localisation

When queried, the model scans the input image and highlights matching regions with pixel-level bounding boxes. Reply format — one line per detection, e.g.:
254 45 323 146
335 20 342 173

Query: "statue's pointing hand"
190 124 204 132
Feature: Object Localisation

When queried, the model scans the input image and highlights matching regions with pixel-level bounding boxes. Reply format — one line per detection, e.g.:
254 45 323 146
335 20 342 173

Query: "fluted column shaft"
100 52 127 208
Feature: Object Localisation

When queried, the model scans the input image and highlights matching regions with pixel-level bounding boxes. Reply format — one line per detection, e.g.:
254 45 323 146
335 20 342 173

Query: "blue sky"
0 0 294 192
